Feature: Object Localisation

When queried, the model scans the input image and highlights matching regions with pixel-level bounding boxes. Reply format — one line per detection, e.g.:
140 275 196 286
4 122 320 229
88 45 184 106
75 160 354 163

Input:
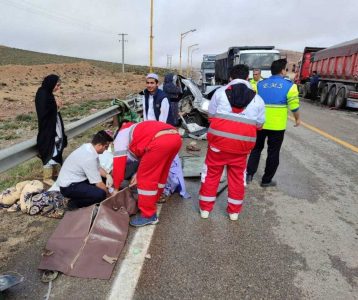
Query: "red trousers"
199 147 247 214
136 133 182 217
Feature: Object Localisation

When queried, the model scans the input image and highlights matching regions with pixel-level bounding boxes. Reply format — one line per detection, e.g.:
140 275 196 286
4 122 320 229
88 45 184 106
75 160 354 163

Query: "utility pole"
187 43 198 77
179 29 196 75
167 55 172 69
118 33 128 73
149 0 154 72
190 48 199 78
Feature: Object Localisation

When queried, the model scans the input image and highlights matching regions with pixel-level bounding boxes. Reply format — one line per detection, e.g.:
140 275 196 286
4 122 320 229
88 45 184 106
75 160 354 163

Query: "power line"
1 0 117 35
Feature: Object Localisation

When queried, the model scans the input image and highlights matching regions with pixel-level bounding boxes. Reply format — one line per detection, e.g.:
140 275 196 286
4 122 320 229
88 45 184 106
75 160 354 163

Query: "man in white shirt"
58 130 114 209
142 73 175 125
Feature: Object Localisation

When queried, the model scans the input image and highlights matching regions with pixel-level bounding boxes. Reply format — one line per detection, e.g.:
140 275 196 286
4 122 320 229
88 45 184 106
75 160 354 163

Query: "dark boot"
260 180 277 188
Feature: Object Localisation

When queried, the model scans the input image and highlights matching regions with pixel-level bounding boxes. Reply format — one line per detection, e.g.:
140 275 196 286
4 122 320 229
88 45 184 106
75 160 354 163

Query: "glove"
106 174 113 188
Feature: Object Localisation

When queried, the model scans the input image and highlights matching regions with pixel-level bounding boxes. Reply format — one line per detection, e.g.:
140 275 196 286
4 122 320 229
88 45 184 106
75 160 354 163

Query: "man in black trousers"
246 59 301 187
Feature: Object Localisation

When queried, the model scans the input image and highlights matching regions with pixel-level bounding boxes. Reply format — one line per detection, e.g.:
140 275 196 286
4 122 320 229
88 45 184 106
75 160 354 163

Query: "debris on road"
0 272 24 292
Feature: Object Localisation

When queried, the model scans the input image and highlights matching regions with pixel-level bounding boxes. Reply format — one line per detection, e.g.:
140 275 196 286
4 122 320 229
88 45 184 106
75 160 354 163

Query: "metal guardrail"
0 106 120 174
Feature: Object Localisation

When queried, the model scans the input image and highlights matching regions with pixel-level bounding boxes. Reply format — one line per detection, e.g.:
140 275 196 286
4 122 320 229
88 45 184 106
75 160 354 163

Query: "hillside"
0 45 160 148
0 45 170 75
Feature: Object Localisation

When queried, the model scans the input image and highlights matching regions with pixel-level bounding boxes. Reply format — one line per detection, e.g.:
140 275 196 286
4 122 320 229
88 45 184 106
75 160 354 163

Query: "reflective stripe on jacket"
257 76 299 130
112 121 174 188
208 113 257 154
207 79 265 154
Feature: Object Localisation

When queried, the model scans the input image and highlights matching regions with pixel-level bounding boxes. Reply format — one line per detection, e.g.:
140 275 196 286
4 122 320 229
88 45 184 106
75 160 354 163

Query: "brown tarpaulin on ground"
38 188 137 279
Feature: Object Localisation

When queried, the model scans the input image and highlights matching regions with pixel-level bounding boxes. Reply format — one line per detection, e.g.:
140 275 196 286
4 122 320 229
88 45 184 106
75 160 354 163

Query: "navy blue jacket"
144 88 175 126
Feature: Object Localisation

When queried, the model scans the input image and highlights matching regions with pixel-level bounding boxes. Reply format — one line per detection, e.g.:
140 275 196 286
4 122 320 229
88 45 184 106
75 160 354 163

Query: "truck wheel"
327 86 336 107
335 87 346 109
320 86 329 105
301 85 308 98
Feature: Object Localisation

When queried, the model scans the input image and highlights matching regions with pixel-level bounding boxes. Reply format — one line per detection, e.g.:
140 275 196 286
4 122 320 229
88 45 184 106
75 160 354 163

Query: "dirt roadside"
0 61 146 120
0 61 148 294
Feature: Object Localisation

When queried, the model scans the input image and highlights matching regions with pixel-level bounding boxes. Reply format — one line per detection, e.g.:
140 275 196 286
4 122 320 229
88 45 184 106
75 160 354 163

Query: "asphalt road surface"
2 99 358 299
133 100 358 300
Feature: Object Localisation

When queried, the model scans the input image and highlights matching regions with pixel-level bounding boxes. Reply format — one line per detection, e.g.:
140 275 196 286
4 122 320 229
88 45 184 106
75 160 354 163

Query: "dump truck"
294 38 358 109
200 54 216 92
214 46 280 84
293 47 324 90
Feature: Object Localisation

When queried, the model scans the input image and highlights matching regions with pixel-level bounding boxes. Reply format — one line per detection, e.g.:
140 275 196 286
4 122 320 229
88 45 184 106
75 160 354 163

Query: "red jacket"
112 121 174 188
207 82 261 154
208 113 257 154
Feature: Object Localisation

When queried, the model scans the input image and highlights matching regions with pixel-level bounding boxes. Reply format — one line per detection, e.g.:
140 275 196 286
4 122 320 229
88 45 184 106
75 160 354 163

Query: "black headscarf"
41 74 59 92
35 74 67 165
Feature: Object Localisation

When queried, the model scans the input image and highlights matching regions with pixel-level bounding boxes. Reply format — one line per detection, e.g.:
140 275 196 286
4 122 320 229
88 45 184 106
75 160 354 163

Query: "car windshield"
236 53 280 70
201 61 215 69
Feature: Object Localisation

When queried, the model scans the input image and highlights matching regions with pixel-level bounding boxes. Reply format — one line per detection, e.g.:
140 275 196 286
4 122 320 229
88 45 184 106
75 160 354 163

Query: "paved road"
133 102 358 299
2 100 357 299
299 98 358 147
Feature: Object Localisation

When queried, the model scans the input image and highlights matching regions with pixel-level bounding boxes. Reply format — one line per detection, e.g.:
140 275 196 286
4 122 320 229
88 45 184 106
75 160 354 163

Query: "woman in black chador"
35 74 67 185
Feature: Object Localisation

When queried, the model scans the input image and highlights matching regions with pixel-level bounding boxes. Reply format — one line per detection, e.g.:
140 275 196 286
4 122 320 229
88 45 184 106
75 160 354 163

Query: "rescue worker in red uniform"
199 64 265 221
112 121 182 227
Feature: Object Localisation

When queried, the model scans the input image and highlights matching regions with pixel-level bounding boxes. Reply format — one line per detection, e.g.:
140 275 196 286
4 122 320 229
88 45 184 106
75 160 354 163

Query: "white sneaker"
200 209 210 219
229 213 239 221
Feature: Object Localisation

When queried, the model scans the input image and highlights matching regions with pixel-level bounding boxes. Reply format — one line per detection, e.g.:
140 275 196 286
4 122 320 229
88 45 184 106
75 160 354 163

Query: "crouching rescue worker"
199 64 265 221
57 130 114 209
112 120 182 227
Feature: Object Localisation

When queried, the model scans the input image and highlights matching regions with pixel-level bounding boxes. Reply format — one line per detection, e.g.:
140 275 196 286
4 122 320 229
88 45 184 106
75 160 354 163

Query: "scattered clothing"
19 180 45 212
111 98 140 127
164 155 191 199
24 191 66 218
1 180 64 218
99 149 114 174
0 181 31 208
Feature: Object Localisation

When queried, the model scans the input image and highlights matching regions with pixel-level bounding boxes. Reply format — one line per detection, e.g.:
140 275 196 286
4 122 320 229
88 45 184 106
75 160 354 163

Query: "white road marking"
108 206 162 300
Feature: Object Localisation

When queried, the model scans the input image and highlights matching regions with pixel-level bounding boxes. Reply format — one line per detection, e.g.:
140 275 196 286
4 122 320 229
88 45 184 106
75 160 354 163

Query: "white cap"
146 73 159 81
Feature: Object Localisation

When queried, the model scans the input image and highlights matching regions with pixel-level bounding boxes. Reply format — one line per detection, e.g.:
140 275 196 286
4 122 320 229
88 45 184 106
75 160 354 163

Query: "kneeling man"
58 130 114 208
